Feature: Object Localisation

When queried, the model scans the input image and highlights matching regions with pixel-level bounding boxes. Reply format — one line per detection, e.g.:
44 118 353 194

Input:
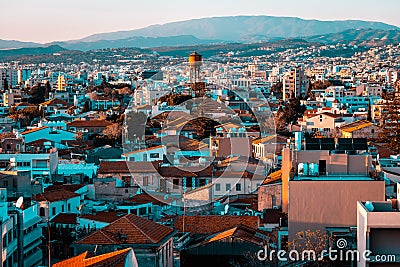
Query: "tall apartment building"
282 67 309 101
0 68 18 89
0 188 43 267
17 69 32 85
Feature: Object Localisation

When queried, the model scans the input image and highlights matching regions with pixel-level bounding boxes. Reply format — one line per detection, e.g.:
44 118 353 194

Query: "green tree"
379 98 400 153
28 84 46 104
45 81 52 99
288 230 335 266
282 97 306 124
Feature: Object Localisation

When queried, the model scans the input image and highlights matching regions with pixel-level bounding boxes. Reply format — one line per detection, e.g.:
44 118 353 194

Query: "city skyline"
2 0 400 43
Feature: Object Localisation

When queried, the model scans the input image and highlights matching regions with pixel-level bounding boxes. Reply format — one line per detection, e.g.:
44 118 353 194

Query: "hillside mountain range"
77 16 399 42
0 16 399 51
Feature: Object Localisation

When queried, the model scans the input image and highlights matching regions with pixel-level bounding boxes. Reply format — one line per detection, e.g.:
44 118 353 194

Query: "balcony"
24 249 42 267
24 227 42 248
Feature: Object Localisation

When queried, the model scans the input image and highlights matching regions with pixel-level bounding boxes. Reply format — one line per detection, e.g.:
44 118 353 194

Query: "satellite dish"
16 196 23 208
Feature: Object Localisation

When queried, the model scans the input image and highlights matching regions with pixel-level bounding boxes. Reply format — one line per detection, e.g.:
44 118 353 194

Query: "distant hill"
52 35 222 51
1 16 399 51
0 45 66 58
307 28 400 45
0 39 40 49
76 16 399 43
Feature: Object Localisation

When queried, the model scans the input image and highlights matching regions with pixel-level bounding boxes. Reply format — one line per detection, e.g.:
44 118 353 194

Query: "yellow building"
57 74 66 91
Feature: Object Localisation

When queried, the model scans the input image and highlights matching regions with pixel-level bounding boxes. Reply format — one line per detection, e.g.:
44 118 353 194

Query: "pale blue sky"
2 0 399 43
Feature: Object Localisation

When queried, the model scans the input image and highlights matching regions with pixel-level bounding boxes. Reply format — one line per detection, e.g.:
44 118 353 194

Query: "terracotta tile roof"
26 139 53 146
213 170 265 180
67 120 112 128
51 213 78 224
98 161 130 174
21 126 48 135
261 170 282 185
174 215 259 234
158 166 197 178
126 192 167 206
41 98 71 107
45 184 86 193
122 145 164 156
76 214 173 245
33 189 80 202
200 224 269 246
340 120 374 133
80 211 126 223
98 161 158 174
53 248 133 267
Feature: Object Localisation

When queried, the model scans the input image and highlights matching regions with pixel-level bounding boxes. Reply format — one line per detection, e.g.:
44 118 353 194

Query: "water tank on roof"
298 163 308 176
308 163 319 176
365 201 374 212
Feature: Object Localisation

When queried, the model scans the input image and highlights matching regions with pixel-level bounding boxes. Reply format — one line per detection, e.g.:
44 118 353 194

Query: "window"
215 183 221 191
236 183 242 191
173 179 179 189
35 160 48 168
52 207 56 216
68 204 71 212
149 153 159 158
3 236 6 247
139 207 147 215
226 183 231 191
143 154 148 161
143 176 149 186
3 181 8 187
61 205 64 212
39 207 45 216
7 232 12 243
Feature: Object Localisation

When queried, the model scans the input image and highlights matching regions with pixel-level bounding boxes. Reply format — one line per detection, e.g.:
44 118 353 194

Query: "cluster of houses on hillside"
0 48 400 266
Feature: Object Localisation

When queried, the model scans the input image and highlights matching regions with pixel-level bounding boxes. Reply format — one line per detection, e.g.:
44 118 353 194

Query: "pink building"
280 136 385 241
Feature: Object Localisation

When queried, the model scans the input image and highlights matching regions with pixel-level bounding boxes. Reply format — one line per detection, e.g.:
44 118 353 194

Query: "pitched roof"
80 211 126 223
45 184 86 193
122 145 164 156
76 214 173 245
33 189 80 202
126 192 167 206
200 224 269 246
252 135 277 145
40 98 71 107
21 126 48 135
51 213 78 224
261 169 282 185
157 166 197 178
98 161 130 174
53 248 134 267
98 161 158 174
340 120 374 133
67 120 112 128
174 215 259 234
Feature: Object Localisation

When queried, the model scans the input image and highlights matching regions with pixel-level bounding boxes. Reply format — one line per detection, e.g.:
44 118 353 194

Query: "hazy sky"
2 0 399 43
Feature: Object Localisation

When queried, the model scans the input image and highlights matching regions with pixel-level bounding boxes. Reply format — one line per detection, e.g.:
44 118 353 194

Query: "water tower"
188 52 204 96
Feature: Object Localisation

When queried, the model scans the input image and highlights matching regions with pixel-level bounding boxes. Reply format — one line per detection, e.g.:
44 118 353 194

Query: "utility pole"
47 201 51 267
